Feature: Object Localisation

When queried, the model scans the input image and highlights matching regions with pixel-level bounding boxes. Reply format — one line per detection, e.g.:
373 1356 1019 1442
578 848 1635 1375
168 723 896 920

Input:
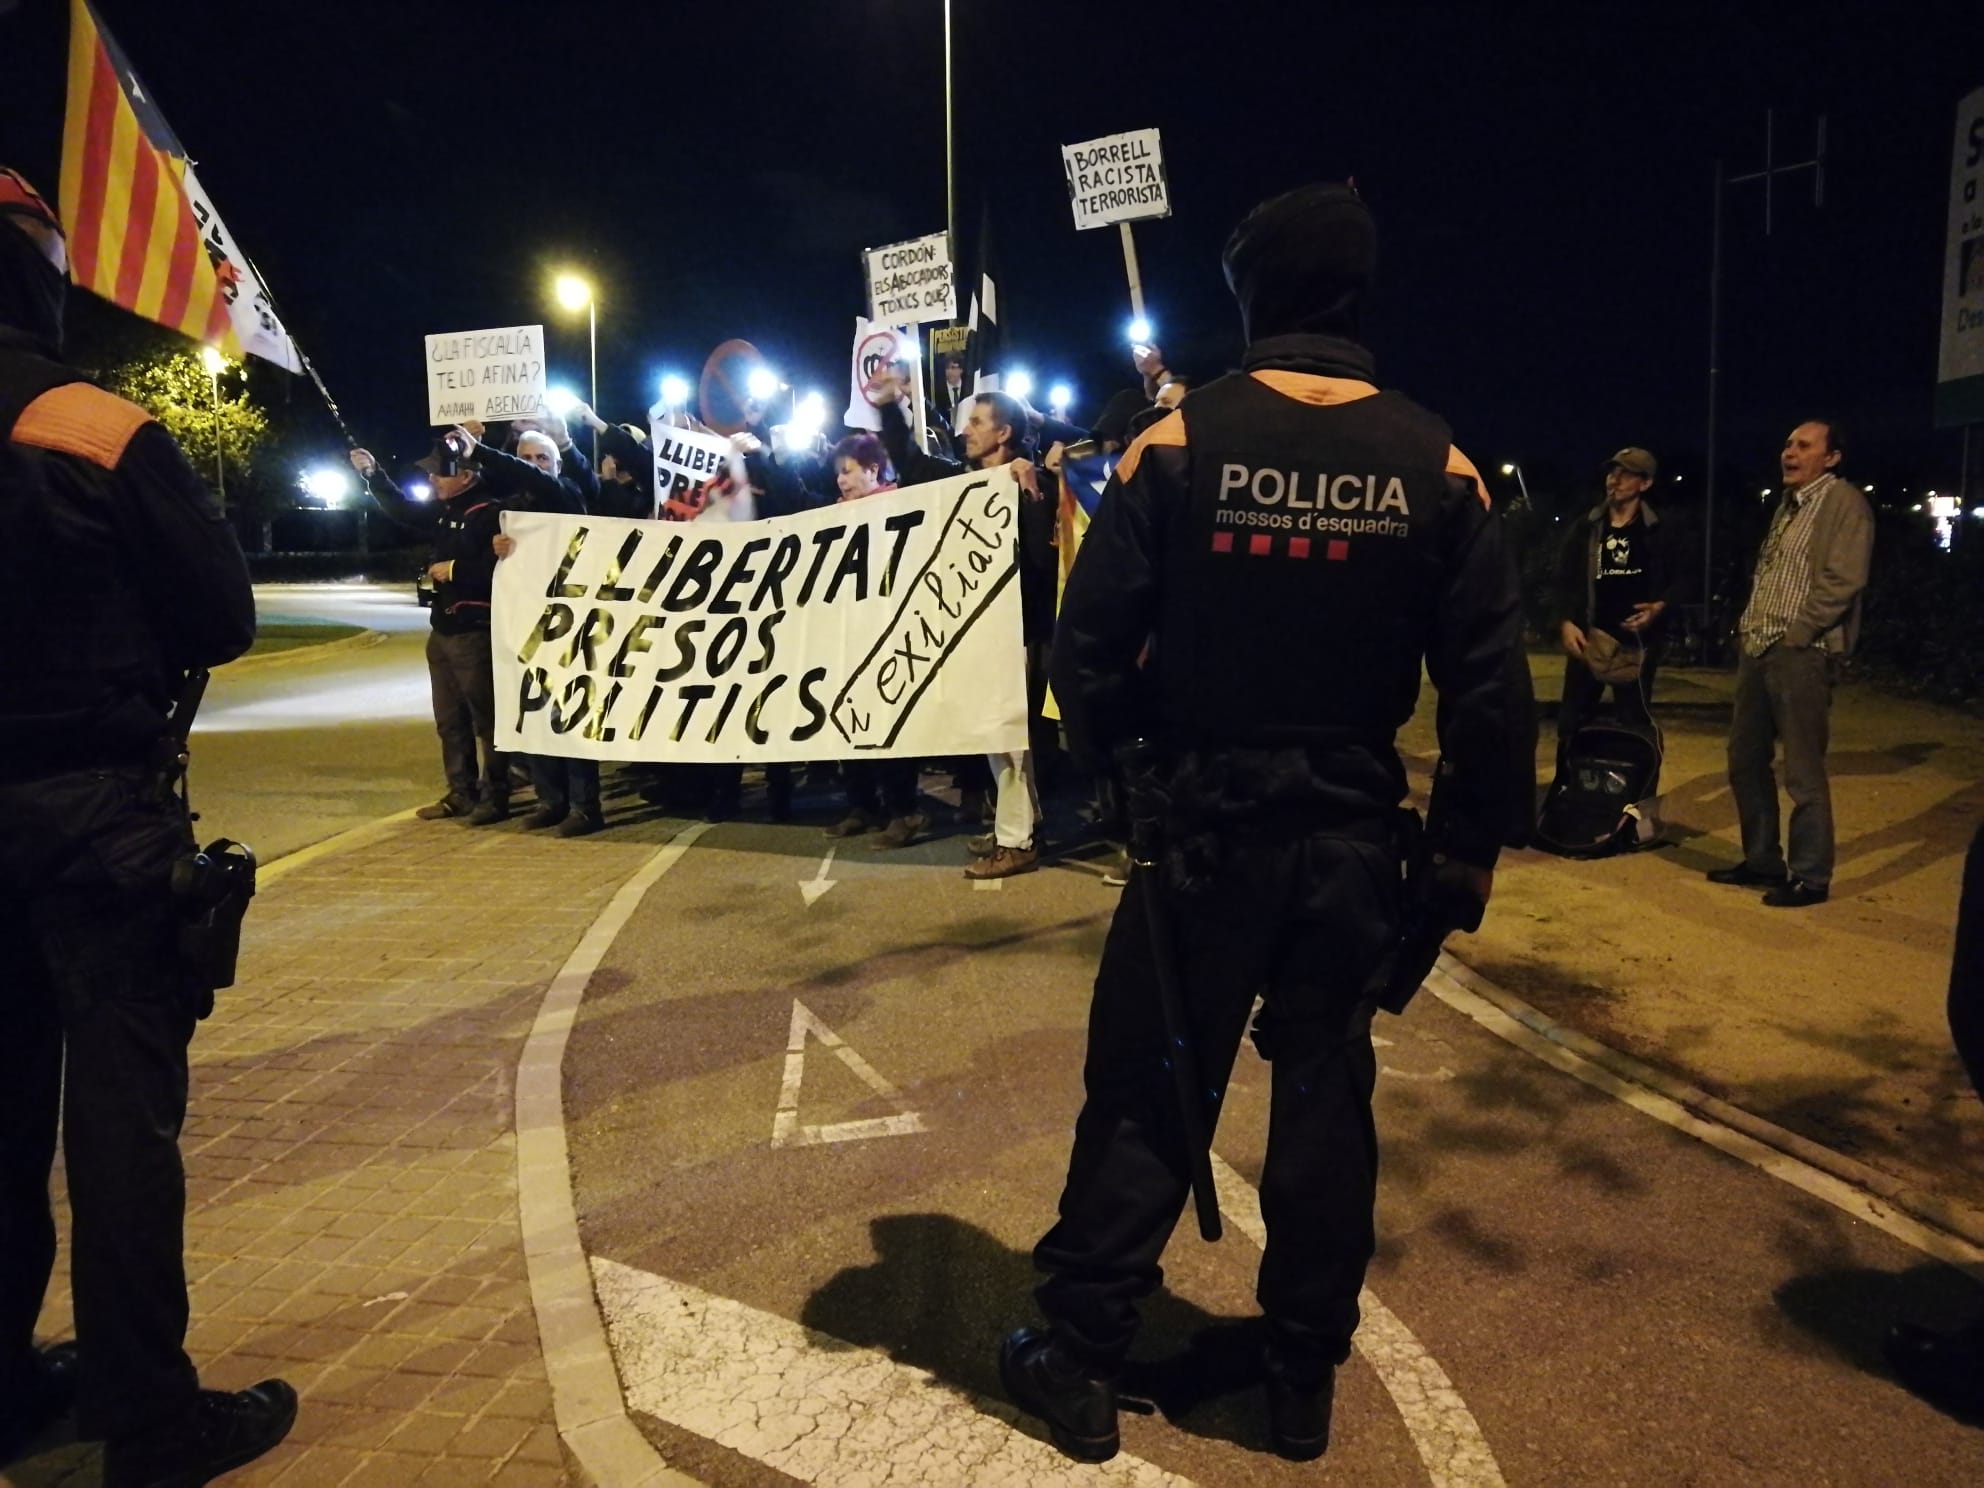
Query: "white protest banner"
842 318 926 434
1061 129 1171 231
863 231 956 325
1937 86 1984 428
491 468 1028 763
649 422 747 522
424 325 546 426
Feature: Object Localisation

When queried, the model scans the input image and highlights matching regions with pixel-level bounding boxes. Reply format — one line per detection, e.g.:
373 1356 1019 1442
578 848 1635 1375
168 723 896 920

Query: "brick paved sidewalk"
11 817 677 1488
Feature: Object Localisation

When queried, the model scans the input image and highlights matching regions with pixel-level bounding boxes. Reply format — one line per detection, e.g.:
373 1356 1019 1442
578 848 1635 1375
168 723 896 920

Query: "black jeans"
426 627 502 802
845 759 920 819
1034 823 1398 1383
528 755 600 814
0 768 203 1440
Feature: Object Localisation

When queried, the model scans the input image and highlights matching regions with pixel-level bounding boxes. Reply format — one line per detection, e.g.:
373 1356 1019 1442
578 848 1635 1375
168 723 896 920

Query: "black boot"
0 1340 79 1461
103 1380 298 1488
999 1329 1117 1463
1265 1357 1336 1461
1886 1320 1984 1420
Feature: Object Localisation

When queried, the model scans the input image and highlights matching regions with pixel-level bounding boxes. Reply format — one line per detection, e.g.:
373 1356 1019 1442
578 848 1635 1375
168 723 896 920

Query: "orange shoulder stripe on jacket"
1446 447 1492 509
11 383 154 469
1111 408 1187 486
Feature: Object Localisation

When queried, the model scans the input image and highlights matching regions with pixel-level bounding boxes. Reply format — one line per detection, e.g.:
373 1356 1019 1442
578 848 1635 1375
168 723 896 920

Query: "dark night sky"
2 0 1979 505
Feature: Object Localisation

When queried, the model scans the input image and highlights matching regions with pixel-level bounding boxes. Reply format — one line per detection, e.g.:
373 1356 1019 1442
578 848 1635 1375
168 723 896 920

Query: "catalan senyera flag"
57 0 298 368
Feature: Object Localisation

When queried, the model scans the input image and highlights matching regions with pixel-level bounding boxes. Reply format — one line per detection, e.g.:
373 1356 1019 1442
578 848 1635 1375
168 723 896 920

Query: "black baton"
1116 741 1223 1243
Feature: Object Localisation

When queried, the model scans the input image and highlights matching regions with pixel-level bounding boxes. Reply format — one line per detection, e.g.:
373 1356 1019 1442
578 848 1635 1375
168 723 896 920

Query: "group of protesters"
348 339 1156 878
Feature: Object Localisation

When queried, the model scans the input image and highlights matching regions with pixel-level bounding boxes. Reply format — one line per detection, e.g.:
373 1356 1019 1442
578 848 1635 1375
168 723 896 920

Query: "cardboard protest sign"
425 325 546 426
648 422 749 522
492 468 1029 763
863 232 956 325
1061 129 1171 231
842 318 926 435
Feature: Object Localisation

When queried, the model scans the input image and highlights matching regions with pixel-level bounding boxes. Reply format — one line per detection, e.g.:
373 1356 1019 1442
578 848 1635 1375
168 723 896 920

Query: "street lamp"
552 273 597 461
199 345 228 502
1499 461 1532 509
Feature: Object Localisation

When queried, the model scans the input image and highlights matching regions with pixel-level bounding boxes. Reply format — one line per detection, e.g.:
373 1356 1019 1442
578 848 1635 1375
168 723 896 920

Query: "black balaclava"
0 168 68 355
1220 183 1375 345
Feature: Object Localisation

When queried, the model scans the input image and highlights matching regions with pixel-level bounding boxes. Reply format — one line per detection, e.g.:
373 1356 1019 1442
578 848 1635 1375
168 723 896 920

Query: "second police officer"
1001 183 1535 1463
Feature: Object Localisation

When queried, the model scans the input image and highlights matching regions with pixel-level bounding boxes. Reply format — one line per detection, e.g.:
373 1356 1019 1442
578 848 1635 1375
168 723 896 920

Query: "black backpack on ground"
1534 721 1662 859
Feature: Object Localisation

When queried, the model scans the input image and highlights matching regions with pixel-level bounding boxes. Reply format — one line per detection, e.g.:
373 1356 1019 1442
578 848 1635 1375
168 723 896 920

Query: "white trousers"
988 750 1039 849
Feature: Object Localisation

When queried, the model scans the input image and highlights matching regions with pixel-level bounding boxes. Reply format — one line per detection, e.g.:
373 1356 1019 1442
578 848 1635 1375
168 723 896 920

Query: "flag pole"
226 242 356 447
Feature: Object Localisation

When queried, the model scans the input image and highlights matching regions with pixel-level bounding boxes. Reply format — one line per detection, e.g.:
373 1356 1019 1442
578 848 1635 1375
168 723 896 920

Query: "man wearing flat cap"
1551 446 1678 771
1000 183 1534 1465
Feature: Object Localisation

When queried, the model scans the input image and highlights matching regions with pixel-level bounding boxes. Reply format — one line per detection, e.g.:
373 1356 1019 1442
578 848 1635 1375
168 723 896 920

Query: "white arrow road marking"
592 1256 1195 1487
1369 1034 1456 1083
1208 1152 1506 1488
800 846 839 907
771 999 929 1148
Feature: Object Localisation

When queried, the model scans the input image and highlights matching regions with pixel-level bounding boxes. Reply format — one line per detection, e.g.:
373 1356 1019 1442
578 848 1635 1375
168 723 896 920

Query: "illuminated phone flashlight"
746 366 780 402
1005 369 1034 402
1127 316 1152 346
1048 383 1073 417
405 480 433 502
543 387 577 418
659 373 691 408
787 391 828 444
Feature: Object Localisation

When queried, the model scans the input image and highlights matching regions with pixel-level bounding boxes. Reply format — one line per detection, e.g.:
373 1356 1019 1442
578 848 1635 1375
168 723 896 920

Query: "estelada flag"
1056 446 1114 609
56 0 299 370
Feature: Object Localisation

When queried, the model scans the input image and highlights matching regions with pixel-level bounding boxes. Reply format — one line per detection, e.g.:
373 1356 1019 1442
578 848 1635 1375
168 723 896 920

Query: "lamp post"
1499 461 1531 510
553 273 597 463
199 345 227 503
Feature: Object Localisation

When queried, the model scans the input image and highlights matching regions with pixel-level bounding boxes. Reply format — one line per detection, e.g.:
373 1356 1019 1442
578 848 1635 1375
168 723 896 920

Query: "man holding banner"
874 371 1057 878
1002 184 1535 1464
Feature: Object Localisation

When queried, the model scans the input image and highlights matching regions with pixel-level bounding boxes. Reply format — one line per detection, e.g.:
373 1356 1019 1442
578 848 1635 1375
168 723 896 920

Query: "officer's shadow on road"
801 1212 1290 1457
1772 1259 1984 1426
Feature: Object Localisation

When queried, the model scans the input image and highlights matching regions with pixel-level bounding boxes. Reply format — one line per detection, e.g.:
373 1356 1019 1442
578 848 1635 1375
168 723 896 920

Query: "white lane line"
593 1257 1194 1488
1424 958 1984 1279
516 822 715 1488
973 877 1005 891
771 999 929 1148
1208 1153 1507 1488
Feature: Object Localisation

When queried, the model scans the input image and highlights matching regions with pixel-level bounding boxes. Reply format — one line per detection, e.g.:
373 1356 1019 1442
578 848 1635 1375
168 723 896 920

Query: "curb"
1432 952 1984 1260
222 627 389 673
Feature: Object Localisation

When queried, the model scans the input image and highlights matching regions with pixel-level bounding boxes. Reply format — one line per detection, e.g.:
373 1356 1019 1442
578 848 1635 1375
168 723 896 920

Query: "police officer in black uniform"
1000 183 1535 1464
0 169 296 1482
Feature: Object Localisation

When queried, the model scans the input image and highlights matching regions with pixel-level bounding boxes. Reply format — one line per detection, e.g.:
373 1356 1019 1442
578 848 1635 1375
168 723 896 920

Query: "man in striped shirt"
1707 420 1874 907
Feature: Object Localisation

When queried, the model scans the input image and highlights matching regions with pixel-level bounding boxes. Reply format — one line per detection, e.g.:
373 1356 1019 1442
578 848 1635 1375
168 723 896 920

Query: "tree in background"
104 347 269 500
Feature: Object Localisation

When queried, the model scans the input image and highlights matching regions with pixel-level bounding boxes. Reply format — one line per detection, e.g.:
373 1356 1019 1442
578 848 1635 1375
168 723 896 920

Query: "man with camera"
351 426 510 824
0 168 296 1482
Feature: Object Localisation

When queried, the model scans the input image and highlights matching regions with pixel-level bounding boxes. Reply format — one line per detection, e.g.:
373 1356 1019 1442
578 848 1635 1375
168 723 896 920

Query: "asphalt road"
560 814 1984 1486
199 590 1984 1483
197 582 440 862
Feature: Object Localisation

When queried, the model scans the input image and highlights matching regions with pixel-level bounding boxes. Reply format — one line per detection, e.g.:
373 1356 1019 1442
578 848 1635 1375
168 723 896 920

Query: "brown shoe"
826 811 880 838
965 845 1038 880
871 812 929 850
416 793 473 821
